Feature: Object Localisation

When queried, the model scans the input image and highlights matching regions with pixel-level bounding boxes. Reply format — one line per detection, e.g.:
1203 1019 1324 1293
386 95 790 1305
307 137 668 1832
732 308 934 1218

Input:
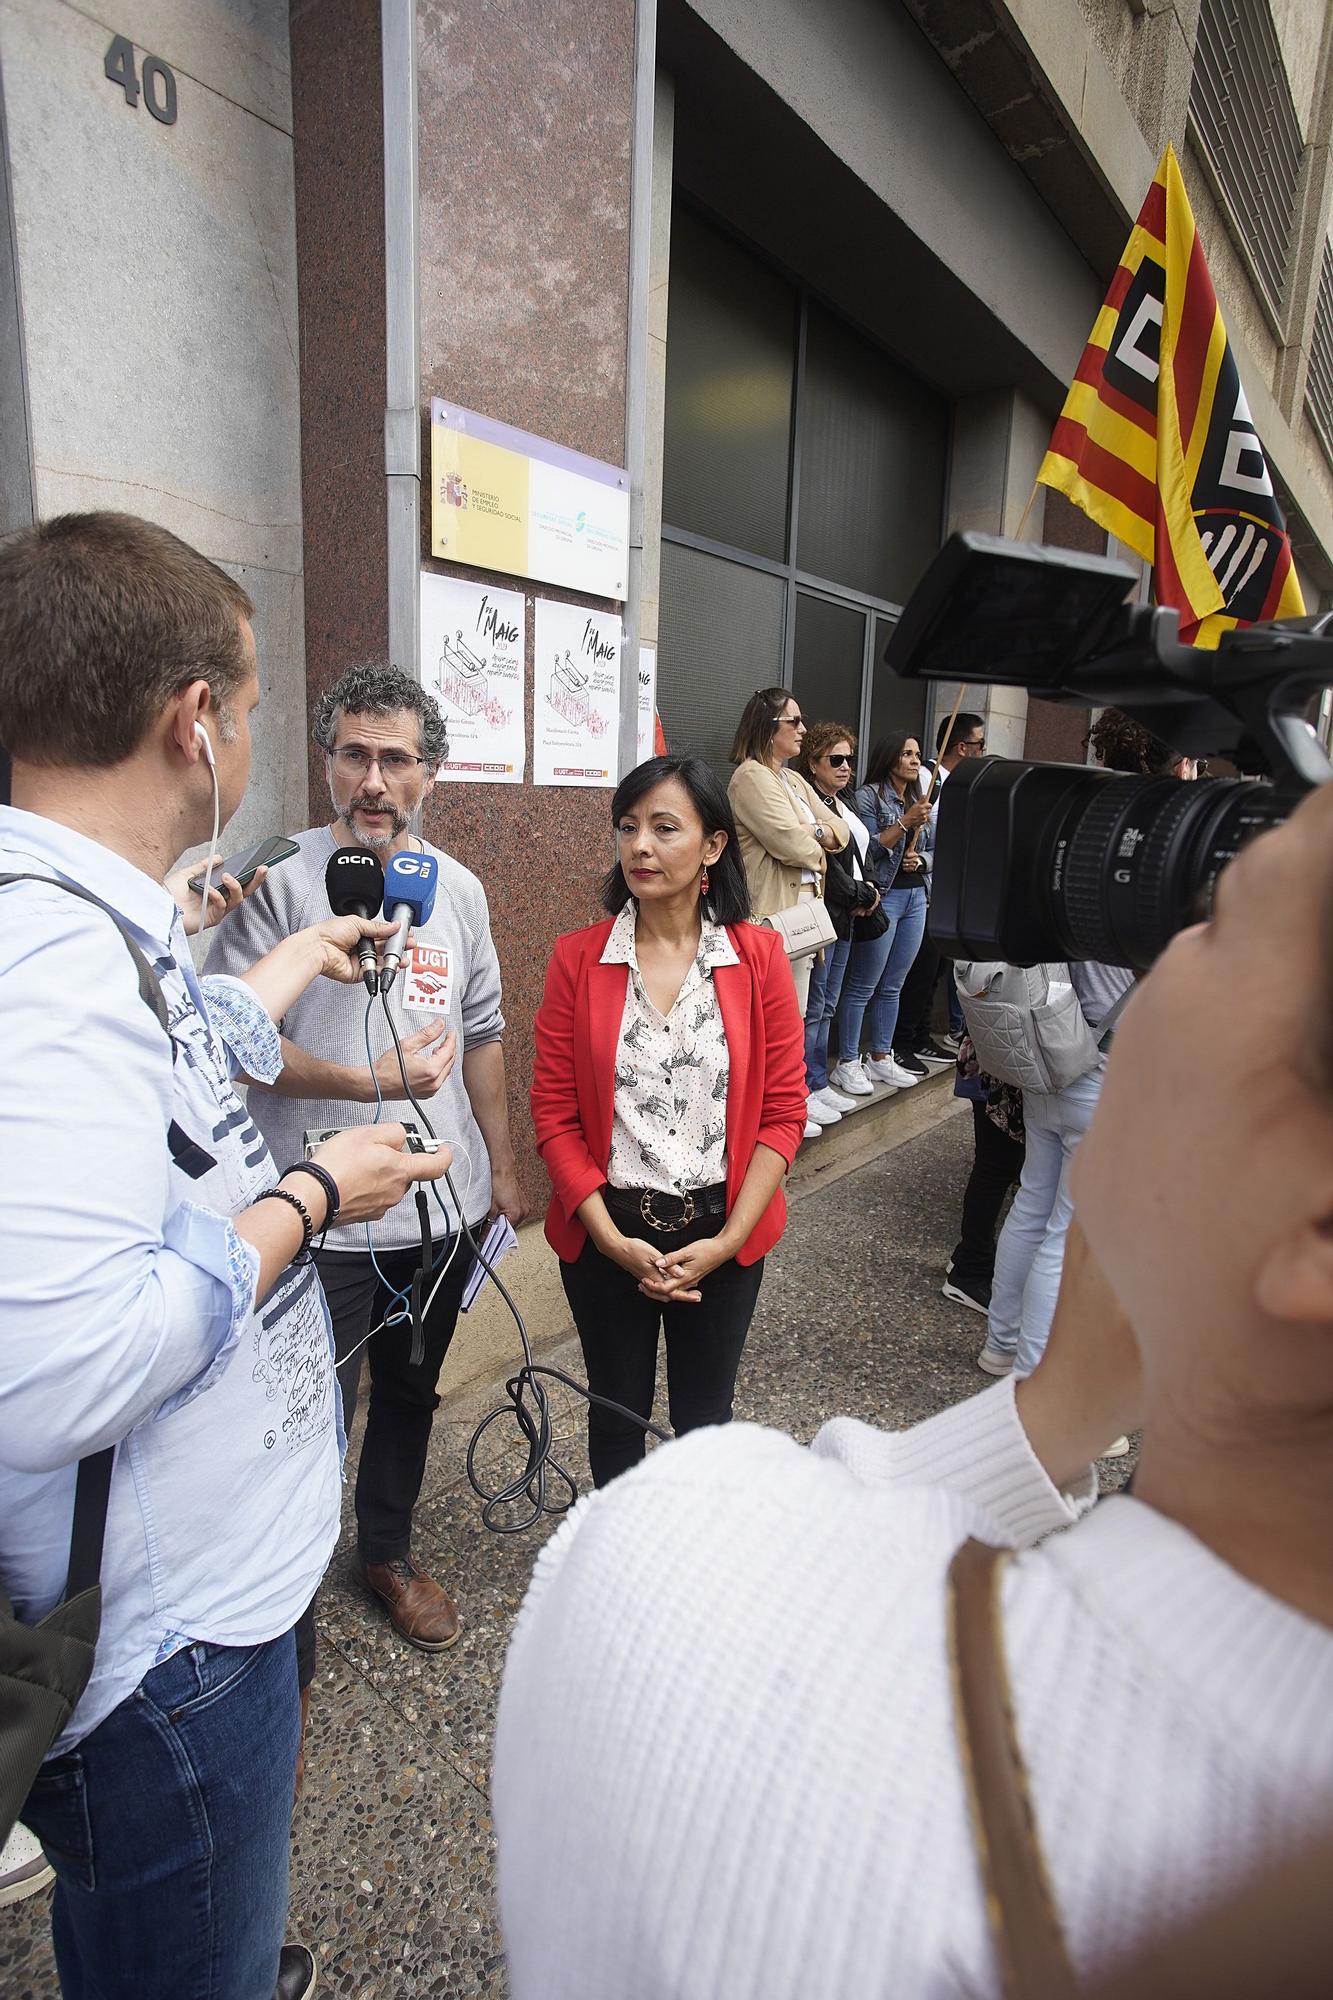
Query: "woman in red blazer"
531 754 807 1486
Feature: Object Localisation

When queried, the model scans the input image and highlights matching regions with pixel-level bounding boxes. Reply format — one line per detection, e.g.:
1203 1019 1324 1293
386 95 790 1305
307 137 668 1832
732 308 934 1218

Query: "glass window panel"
867 615 926 761
657 541 786 777
796 301 948 602
791 593 867 753
662 207 797 562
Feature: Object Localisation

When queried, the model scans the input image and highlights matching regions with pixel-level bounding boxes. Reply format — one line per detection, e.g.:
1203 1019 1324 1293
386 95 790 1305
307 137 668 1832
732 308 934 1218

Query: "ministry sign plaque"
430 400 630 602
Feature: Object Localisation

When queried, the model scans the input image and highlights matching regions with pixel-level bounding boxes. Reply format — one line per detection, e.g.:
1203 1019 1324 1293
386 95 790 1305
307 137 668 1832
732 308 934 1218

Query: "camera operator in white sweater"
492 779 1333 1996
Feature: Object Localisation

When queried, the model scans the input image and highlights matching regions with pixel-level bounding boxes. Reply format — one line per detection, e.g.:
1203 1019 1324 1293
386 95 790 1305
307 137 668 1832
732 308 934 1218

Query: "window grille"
1189 0 1304 315
1306 240 1333 468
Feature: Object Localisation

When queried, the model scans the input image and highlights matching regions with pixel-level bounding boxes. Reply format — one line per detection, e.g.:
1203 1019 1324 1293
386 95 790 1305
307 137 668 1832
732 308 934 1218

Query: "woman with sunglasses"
727 688 849 1018
830 731 933 1099
793 723 881 1130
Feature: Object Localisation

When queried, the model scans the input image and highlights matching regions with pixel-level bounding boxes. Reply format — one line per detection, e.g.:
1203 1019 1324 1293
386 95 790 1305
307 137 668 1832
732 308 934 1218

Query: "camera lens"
930 759 1299 970
1050 774 1293 967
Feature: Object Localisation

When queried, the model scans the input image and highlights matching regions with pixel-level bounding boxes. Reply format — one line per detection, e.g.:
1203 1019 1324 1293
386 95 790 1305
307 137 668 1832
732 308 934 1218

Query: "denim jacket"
852 783 933 896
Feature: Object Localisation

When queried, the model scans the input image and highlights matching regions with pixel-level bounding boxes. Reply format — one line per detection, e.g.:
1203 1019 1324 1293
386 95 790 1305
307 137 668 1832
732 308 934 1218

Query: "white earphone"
192 720 221 937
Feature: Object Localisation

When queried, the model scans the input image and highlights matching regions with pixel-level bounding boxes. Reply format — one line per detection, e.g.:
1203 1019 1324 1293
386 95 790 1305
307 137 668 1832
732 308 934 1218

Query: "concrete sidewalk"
2 1085 1132 1998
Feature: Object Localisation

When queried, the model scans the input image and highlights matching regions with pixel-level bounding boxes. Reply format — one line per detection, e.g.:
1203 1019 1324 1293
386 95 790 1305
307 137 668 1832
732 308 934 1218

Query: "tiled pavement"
2 1093 1134 1997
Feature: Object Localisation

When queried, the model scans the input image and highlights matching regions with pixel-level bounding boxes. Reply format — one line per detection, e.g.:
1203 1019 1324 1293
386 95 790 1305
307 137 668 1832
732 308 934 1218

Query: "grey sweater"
206 826 503 1248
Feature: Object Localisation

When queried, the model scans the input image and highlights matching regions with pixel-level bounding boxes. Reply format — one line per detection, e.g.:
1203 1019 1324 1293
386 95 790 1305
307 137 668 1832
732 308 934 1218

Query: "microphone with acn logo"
325 849 386 994
380 852 439 993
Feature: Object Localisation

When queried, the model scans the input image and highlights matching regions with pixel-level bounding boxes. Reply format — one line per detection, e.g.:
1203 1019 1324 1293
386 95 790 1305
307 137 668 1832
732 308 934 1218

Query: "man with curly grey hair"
209 664 526 1655
311 665 450 850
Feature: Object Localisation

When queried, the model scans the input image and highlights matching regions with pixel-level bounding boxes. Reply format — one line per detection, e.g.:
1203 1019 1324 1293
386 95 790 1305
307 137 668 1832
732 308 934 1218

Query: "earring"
699 867 710 900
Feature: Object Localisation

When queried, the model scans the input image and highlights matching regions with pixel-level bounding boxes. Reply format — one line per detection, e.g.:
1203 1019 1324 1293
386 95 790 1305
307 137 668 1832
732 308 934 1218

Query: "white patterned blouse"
601 902 737 1196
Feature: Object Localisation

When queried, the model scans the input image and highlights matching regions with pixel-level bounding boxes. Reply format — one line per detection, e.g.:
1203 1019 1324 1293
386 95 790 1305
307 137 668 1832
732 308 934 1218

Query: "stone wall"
0 0 309 851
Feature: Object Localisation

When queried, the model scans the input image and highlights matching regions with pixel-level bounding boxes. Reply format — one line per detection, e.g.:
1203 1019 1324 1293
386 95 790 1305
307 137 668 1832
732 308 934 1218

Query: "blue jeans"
986 1064 1105 1375
835 886 927 1059
804 936 852 1089
22 1631 300 1999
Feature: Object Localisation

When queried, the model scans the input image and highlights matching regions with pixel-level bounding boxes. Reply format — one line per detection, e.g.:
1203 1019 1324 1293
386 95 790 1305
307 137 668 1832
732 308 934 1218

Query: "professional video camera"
887 533 1333 970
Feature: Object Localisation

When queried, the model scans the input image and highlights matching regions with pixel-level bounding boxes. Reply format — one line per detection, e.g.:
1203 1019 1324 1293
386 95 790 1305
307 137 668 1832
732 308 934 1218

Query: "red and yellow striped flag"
1038 143 1304 647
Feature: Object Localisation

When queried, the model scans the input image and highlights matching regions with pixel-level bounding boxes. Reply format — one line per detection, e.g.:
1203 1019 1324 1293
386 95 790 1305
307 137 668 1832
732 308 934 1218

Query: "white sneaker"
1099 1436 1132 1458
829 1059 873 1097
0 1823 54 1908
818 1085 858 1112
803 1118 822 1139
866 1054 920 1088
806 1092 842 1126
976 1339 1015 1376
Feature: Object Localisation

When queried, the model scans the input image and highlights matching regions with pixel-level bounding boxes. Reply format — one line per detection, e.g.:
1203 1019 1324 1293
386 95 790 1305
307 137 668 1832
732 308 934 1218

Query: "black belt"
603 1181 727 1235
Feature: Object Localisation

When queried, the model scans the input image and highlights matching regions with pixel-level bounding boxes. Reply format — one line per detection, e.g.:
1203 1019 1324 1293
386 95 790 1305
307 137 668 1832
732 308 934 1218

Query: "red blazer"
531 917 808 1265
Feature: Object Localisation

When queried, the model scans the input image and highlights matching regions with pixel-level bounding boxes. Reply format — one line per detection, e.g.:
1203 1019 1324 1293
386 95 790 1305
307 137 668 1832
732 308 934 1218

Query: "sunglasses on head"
826 753 854 768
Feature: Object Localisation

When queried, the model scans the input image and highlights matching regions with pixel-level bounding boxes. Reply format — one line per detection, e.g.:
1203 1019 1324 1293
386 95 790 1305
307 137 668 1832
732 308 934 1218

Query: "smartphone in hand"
188 835 299 896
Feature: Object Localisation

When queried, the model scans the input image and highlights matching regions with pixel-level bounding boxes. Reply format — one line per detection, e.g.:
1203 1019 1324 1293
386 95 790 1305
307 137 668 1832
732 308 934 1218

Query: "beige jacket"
728 759 849 921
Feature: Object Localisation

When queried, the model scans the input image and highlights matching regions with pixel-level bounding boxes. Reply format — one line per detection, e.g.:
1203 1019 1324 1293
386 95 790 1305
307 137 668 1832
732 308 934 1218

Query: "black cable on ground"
377 990 668 1534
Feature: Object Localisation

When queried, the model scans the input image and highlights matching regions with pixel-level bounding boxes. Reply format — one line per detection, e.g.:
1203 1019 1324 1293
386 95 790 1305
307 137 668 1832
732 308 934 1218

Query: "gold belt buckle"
639 1188 695 1233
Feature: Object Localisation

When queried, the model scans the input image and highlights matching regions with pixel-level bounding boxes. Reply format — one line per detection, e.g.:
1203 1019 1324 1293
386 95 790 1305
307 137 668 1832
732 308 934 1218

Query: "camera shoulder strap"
947 1538 1078 2000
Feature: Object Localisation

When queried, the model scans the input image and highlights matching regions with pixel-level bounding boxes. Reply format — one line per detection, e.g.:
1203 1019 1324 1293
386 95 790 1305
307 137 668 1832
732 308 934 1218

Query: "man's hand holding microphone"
206 844 459 1295
231 851 435 1019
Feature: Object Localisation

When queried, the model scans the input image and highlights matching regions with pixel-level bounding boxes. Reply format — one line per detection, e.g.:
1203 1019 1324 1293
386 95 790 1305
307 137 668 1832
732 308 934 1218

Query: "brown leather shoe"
359 1554 460 1651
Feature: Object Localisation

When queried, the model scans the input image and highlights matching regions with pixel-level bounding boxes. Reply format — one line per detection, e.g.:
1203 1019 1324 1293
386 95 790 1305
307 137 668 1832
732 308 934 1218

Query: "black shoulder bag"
0 875 175 1845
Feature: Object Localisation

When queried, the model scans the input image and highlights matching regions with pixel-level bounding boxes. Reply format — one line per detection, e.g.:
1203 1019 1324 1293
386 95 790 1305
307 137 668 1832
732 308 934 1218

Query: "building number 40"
104 36 178 127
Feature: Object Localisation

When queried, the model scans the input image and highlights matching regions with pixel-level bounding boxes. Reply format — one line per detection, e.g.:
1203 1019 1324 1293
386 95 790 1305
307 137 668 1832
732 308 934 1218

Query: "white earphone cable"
196 729 220 939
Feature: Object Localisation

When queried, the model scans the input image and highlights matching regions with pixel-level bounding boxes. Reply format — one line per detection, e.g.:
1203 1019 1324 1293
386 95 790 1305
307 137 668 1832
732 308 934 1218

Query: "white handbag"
760 898 837 960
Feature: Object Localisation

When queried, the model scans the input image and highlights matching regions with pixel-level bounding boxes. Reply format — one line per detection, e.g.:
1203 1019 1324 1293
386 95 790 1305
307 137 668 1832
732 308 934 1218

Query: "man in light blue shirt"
0 512 449 2000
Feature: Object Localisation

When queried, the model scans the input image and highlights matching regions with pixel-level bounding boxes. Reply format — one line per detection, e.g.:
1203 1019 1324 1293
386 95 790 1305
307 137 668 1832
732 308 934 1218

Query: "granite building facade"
4 0 1332 1368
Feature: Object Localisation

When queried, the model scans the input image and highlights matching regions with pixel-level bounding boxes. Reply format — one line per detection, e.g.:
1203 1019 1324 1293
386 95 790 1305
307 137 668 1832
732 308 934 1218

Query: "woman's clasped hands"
609 1229 733 1305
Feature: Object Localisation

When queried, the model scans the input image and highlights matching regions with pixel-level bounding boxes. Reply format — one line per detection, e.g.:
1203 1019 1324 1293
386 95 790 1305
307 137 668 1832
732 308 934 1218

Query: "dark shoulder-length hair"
601 754 752 927
863 729 921 792
729 686 791 766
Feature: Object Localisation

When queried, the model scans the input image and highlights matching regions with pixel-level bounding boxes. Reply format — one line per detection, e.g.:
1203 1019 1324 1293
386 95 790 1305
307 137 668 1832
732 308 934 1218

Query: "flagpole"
928 683 969 801
1013 478 1041 544
916 476 1039 823
904 685 967 874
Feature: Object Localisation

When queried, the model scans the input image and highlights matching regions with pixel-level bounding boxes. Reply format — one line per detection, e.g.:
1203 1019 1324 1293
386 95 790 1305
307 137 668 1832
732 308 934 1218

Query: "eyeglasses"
778 713 805 729
330 745 425 777
827 753 854 768
962 736 986 751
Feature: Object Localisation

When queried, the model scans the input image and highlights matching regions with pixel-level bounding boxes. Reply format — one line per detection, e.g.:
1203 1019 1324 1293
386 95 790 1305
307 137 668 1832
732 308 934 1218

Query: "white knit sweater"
493 1380 1333 1997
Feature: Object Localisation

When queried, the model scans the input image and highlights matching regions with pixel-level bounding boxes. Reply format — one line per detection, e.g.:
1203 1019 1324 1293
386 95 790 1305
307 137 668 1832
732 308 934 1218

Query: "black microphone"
325 850 386 994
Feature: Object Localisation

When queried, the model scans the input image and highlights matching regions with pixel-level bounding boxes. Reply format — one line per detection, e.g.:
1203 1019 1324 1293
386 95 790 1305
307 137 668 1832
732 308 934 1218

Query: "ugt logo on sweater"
403 943 452 1016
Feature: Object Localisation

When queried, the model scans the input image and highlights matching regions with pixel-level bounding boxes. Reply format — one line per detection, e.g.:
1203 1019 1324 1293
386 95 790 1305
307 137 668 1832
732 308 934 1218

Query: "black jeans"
293 1236 474 1688
893 924 942 1053
561 1213 765 1488
318 1236 474 1561
950 1101 1025 1293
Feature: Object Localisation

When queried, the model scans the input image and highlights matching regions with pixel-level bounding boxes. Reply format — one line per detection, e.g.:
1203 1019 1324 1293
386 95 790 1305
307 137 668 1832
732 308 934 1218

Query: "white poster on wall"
420 571 526 783
533 598 622 787
635 644 657 765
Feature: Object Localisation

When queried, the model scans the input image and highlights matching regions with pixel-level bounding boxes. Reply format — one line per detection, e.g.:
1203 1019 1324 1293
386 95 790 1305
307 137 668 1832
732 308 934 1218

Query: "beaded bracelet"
281 1160 342 1233
254 1185 315 1264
